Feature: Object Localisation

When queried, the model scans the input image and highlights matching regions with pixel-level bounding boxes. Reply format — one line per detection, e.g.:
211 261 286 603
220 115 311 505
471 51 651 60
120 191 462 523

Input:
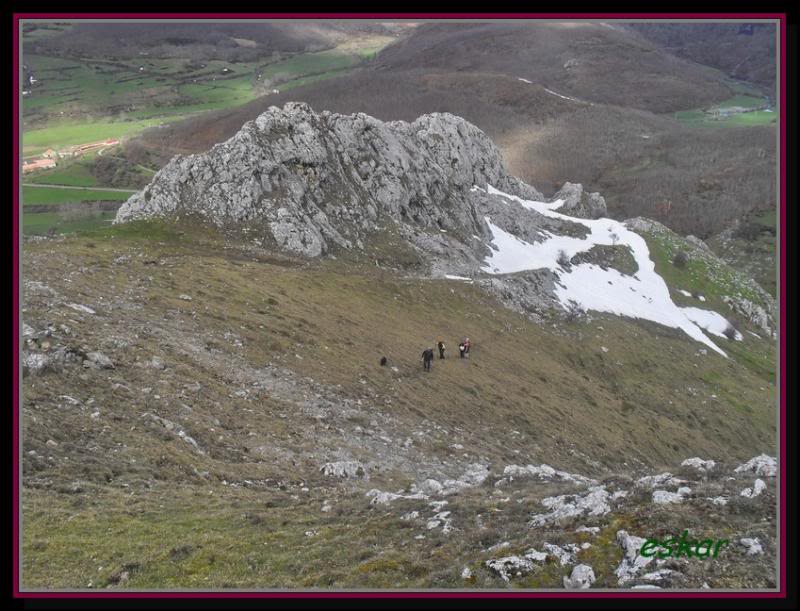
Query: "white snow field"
476 185 731 356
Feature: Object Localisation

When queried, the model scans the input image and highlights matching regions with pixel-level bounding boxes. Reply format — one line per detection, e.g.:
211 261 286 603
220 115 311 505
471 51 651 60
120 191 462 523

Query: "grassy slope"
21 220 776 588
706 209 778 299
22 186 132 205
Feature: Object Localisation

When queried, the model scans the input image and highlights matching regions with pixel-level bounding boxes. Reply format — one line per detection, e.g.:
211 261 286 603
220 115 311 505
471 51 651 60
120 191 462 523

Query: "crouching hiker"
422 347 434 372
437 341 446 359
459 342 466 358
464 337 471 358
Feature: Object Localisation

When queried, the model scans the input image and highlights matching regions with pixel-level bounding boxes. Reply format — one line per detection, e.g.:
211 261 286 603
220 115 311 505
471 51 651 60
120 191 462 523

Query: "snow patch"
444 274 472 282
478 185 728 356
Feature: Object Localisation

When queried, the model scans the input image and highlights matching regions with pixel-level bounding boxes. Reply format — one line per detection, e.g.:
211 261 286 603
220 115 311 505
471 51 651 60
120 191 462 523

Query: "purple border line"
13 10 21 601
13 12 788 600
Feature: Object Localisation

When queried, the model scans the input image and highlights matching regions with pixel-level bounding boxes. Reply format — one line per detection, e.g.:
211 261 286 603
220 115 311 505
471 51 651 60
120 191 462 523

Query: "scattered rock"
681 457 716 474
575 526 601 535
147 356 166 370
23 352 50 376
739 538 763 556
485 555 535 582
543 542 578 566
320 461 365 479
636 473 686 489
529 486 614 526
652 487 691 504
740 478 767 498
563 564 596 589
503 463 596 486
641 569 679 585
66 303 96 315
614 530 655 585
365 489 427 505
522 548 547 562
418 479 443 495
83 351 114 369
734 455 777 477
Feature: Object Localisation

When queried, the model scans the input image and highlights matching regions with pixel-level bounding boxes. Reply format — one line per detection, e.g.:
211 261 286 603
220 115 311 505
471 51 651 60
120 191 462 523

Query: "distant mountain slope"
373 22 733 113
25 22 406 59
122 22 776 240
625 23 777 95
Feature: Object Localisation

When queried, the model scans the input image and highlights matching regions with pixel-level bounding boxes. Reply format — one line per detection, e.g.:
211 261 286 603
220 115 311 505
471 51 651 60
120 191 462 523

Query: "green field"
22 36 395 161
22 210 117 235
26 162 98 187
22 186 132 205
22 119 172 156
674 94 776 128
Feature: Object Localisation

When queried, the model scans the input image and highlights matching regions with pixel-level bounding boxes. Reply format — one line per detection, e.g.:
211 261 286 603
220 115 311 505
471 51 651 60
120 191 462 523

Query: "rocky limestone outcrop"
116 102 547 258
551 182 607 219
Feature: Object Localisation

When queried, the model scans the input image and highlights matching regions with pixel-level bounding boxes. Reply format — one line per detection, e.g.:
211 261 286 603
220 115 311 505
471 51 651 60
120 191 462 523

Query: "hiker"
437 341 446 359
464 337 471 358
380 356 388 367
459 342 466 358
422 347 434 372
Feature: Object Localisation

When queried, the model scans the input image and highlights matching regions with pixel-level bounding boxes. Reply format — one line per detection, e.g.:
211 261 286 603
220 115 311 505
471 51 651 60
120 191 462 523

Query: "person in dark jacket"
422 347 434 372
459 342 466 358
437 341 446 359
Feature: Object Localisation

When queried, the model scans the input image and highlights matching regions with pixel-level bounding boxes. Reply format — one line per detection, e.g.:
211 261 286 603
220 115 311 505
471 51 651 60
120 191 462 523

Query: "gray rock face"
552 182 607 219
116 102 544 258
564 564 596 589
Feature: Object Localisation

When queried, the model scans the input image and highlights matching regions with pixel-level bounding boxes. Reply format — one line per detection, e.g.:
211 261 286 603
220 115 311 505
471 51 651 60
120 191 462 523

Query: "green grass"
22 186 132 205
22 210 117 235
716 95 765 110
673 94 775 128
26 161 98 187
259 49 361 85
23 119 169 156
642 224 770 310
